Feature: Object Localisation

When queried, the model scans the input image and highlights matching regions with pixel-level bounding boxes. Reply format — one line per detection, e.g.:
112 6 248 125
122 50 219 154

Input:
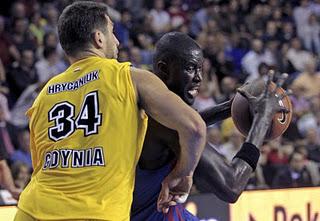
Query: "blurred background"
0 0 319 220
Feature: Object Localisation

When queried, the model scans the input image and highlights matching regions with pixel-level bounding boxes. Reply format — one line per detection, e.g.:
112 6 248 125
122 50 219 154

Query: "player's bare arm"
194 72 290 203
0 160 21 200
199 99 233 126
130 67 206 212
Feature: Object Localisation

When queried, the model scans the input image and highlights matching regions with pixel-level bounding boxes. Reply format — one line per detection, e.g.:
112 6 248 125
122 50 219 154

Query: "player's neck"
68 49 105 64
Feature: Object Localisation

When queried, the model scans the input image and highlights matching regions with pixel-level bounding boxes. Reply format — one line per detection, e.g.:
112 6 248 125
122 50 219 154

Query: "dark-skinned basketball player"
131 32 289 220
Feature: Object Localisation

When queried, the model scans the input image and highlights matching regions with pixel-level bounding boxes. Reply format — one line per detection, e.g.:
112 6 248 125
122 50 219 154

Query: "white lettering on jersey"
47 70 99 94
42 146 105 169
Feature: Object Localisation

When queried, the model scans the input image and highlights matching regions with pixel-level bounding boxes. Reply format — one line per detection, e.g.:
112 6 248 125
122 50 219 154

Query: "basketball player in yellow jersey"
14 2 206 221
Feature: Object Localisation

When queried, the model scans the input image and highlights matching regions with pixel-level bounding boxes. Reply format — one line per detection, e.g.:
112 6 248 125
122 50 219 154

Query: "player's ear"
157 61 169 82
92 30 104 49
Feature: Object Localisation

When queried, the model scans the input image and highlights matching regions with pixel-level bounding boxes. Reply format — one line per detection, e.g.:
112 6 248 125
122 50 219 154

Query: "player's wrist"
234 142 260 171
171 164 194 177
246 114 272 147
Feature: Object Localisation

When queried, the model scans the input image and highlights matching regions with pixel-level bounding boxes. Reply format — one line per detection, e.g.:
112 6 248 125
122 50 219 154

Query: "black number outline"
48 101 75 142
75 91 102 136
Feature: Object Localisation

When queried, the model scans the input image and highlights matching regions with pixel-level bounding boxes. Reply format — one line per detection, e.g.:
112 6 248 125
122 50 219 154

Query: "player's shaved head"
58 1 109 56
153 32 201 77
153 32 203 105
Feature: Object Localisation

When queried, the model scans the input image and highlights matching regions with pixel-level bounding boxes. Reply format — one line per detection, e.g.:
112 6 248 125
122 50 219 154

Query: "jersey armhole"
26 94 41 131
123 63 138 106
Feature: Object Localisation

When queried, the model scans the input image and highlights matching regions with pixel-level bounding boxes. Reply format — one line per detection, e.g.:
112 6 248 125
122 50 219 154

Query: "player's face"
104 15 119 59
168 48 203 105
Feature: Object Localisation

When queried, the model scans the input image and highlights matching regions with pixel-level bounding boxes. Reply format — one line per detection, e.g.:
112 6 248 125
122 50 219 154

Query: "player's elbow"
226 178 246 203
215 187 241 203
225 191 241 203
218 180 244 203
184 116 206 143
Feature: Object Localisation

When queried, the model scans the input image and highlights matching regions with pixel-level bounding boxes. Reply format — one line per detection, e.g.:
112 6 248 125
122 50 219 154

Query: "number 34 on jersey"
48 91 102 142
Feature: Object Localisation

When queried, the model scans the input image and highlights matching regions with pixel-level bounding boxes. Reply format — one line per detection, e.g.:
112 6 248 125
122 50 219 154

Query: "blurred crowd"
0 0 320 200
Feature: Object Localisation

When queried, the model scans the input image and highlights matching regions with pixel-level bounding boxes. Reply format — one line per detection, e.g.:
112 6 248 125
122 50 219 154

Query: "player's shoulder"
39 72 67 94
106 58 131 71
95 57 130 67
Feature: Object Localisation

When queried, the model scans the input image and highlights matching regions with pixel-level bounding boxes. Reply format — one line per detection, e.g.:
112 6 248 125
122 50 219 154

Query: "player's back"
18 56 148 221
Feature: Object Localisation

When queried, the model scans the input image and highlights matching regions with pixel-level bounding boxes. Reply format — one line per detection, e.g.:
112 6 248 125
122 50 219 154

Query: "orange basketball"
231 81 292 141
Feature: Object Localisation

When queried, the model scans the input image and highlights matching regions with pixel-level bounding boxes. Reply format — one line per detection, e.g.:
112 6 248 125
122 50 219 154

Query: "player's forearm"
0 160 16 192
246 114 273 148
199 99 232 126
194 145 253 203
174 118 207 176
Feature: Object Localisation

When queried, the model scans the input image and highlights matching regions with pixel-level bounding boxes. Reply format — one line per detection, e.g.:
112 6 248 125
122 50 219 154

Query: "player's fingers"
237 88 255 100
157 194 163 212
157 191 167 208
168 200 177 207
160 194 175 214
264 70 274 97
162 206 170 214
157 183 170 212
273 73 288 93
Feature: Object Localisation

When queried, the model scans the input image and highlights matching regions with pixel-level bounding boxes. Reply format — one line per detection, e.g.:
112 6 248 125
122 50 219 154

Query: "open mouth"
187 87 199 98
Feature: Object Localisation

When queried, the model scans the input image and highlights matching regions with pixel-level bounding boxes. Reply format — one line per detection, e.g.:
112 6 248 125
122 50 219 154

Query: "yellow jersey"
18 56 148 221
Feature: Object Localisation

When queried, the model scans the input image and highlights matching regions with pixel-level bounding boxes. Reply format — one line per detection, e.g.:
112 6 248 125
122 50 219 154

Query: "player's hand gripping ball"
231 73 292 141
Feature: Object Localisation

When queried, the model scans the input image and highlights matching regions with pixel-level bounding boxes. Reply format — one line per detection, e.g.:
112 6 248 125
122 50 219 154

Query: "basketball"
231 80 292 141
